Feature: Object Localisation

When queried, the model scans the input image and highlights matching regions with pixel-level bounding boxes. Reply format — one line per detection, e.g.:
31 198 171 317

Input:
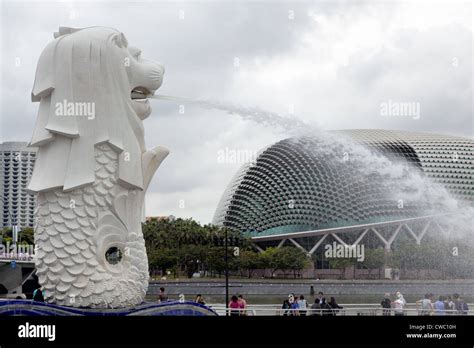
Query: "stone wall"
148 279 474 297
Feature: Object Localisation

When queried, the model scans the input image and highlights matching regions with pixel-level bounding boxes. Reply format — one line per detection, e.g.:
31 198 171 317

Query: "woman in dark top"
282 299 291 316
381 293 392 316
328 297 343 315
310 298 322 316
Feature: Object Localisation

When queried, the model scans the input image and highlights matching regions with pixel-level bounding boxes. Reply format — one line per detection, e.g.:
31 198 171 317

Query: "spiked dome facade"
213 130 473 239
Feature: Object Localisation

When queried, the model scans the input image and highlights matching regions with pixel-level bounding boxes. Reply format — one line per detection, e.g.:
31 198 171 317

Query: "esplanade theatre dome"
213 130 473 238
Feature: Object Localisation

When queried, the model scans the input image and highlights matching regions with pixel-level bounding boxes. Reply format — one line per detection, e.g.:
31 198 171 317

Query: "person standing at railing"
317 291 326 304
281 299 291 316
416 293 433 316
229 295 240 316
310 298 322 316
238 295 247 316
461 297 469 315
381 293 392 316
392 291 406 316
446 295 455 315
157 287 168 303
298 295 308 316
434 296 446 316
328 297 343 316
288 293 300 316
453 293 469 315
320 297 332 316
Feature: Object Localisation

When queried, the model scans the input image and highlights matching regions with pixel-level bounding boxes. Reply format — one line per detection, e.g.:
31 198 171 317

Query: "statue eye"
129 47 142 59
113 33 128 48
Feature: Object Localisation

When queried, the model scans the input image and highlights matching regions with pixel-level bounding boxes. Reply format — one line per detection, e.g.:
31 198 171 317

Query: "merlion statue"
27 27 169 308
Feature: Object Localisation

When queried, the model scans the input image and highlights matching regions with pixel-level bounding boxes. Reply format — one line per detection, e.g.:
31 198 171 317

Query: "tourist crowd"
156 286 470 316
157 287 249 316
381 291 470 316
281 292 343 316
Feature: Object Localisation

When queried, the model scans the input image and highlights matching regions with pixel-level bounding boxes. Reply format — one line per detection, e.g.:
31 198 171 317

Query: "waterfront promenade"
148 279 474 298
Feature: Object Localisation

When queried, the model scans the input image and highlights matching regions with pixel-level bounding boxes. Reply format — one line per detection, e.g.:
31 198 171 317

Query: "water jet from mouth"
151 94 309 135
151 94 473 239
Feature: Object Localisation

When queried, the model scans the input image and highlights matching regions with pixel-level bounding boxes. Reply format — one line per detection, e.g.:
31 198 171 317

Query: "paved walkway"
148 279 474 296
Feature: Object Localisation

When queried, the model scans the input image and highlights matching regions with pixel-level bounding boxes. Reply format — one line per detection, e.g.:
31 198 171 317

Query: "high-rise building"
0 142 38 229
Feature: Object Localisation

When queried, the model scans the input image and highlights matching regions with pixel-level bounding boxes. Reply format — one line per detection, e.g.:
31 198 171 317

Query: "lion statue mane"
28 26 168 308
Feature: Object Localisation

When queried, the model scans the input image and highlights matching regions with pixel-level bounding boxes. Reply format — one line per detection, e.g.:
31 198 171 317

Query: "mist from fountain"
151 95 473 240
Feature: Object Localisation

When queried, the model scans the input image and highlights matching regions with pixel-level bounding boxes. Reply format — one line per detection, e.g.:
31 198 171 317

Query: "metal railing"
207 303 474 316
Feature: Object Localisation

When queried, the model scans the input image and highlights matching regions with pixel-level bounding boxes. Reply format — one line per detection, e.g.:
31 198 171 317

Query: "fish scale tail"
35 144 149 308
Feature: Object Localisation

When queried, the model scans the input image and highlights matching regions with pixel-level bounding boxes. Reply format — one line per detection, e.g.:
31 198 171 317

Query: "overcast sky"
1 0 472 224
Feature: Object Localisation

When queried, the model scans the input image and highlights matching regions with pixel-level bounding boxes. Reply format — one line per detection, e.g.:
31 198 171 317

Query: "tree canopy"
143 218 311 278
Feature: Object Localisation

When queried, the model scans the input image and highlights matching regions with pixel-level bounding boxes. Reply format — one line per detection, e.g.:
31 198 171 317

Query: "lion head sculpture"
28 26 165 193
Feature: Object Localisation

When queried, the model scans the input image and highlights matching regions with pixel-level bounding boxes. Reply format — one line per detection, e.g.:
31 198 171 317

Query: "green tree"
260 247 310 278
143 217 251 278
176 244 207 278
361 248 386 278
239 249 263 278
278 247 311 278
0 227 12 241
148 248 178 277
328 257 357 269
0 227 35 245
260 247 280 277
19 227 34 245
389 240 455 278
204 246 227 277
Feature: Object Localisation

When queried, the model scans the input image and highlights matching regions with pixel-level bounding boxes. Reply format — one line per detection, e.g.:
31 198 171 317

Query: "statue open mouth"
131 86 152 100
131 86 154 119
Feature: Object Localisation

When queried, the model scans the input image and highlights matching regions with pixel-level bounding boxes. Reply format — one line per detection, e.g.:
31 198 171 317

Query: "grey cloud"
1 1 472 223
